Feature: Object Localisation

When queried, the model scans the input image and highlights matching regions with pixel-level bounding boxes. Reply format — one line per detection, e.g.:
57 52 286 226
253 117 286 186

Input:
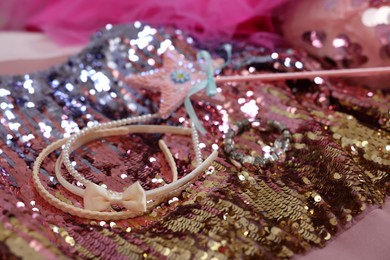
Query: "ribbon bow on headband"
83 181 147 212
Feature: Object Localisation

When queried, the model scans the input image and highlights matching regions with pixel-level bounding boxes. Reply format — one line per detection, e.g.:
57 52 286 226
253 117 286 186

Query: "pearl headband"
33 124 217 220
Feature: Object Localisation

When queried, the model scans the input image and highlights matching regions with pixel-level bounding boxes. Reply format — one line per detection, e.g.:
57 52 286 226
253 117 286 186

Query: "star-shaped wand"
124 47 226 134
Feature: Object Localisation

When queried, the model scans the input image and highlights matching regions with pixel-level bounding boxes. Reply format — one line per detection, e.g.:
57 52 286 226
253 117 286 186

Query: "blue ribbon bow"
184 44 231 134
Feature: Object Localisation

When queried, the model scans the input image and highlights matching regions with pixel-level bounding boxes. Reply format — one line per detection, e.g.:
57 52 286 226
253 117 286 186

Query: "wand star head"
124 49 224 120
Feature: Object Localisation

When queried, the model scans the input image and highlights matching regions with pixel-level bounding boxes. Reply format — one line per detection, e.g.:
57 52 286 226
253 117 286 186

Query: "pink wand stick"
215 66 390 83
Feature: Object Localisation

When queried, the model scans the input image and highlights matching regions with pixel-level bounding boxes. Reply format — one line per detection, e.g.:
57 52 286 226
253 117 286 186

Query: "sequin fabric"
0 23 389 259
301 1 390 66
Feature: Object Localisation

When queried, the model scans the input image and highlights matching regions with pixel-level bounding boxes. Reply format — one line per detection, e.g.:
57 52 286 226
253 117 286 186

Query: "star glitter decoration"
124 48 223 119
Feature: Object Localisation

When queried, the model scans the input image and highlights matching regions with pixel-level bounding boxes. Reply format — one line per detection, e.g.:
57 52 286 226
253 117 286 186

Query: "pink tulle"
0 0 289 47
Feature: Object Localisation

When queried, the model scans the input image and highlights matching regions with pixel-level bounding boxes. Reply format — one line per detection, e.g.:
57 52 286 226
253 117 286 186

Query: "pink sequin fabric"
0 23 389 259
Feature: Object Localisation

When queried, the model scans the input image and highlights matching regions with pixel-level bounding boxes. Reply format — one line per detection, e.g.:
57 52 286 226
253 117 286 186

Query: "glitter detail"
170 69 191 84
302 30 368 68
302 30 326 49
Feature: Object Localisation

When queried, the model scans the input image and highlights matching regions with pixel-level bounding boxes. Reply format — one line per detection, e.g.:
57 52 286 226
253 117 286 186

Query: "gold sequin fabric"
0 23 388 259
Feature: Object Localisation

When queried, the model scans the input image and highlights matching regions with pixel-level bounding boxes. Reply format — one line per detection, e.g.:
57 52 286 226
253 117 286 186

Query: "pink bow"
83 181 146 212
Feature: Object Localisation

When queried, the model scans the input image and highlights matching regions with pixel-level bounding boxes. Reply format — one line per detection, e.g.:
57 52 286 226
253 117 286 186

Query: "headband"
33 124 218 220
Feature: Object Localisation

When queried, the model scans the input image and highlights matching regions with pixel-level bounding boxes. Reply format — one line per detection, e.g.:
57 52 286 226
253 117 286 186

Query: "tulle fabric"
0 0 289 47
